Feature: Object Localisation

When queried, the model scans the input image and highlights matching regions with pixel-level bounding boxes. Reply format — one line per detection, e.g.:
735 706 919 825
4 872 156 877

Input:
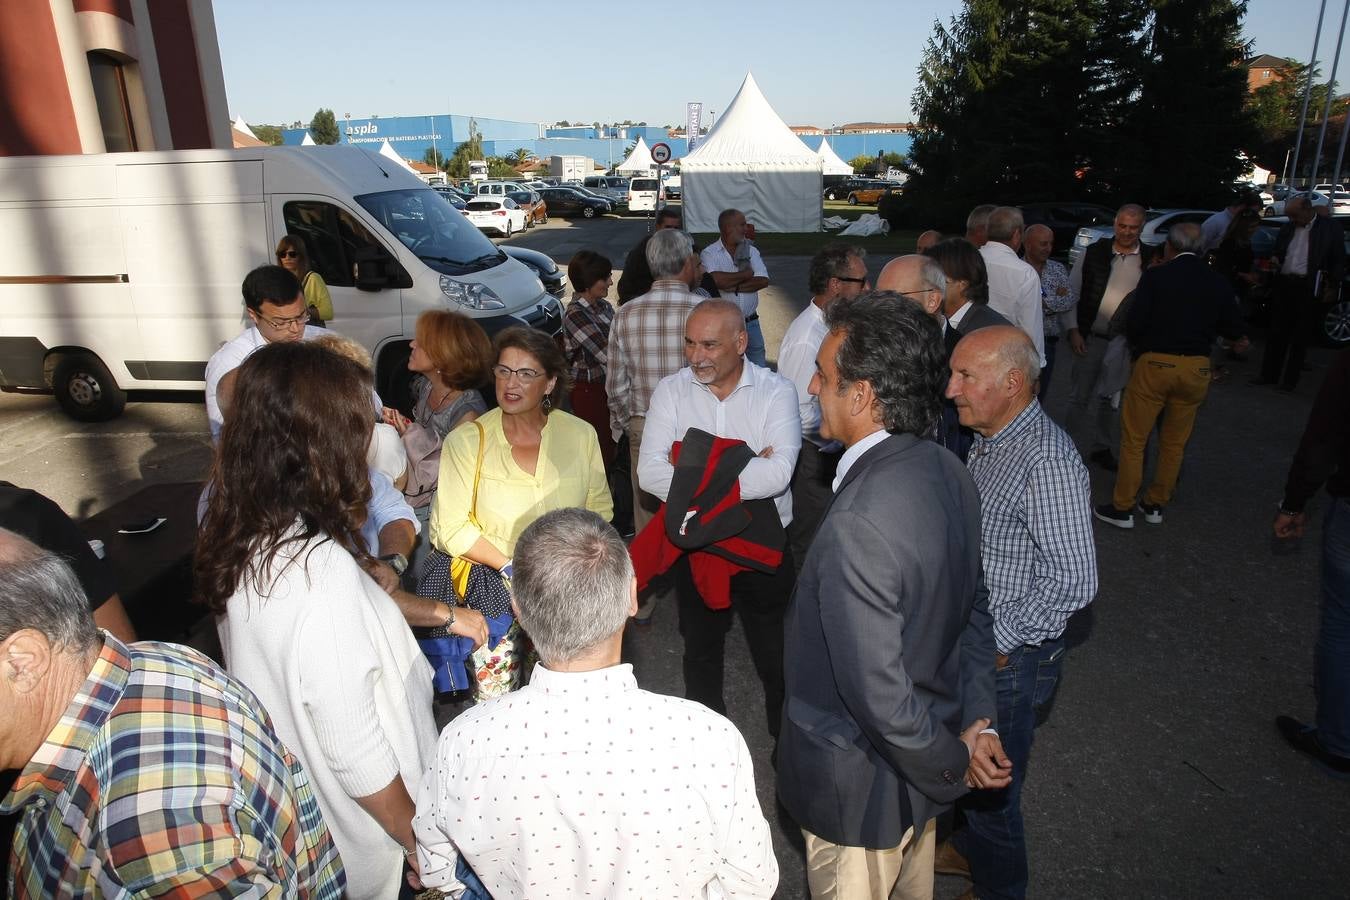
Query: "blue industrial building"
282 114 912 169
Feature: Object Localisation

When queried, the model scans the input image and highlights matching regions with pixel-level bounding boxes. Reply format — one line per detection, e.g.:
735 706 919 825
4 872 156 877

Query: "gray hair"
966 204 996 231
915 255 948 298
512 508 633 664
1116 203 1146 221
1166 221 1205 255
991 328 1042 394
808 243 867 295
824 291 945 436
0 528 99 652
987 206 1024 243
646 228 695 280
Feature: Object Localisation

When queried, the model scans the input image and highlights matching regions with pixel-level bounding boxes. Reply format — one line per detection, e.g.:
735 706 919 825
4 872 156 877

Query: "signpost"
650 142 672 230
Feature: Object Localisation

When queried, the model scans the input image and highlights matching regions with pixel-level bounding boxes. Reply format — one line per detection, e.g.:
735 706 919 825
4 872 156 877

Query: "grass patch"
693 201 919 256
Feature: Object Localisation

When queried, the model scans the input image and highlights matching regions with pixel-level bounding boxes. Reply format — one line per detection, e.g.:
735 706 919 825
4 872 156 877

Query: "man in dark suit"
1064 203 1158 470
1094 222 1249 528
777 293 1006 899
1255 194 1346 391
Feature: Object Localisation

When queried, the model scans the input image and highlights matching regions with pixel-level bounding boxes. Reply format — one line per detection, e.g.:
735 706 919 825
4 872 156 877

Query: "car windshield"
356 189 504 275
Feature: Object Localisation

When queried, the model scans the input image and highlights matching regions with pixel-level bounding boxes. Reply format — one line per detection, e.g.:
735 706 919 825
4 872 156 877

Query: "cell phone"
117 517 166 535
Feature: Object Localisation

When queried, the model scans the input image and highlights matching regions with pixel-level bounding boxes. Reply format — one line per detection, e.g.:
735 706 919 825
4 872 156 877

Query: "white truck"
468 160 489 182
0 146 560 421
550 155 593 182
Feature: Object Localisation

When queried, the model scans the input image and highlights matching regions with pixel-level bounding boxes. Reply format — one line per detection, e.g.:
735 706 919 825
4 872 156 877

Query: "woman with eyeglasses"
425 325 612 699
276 234 333 325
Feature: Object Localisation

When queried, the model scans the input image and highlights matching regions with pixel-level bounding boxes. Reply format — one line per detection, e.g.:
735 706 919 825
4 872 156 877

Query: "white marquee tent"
815 139 853 176
616 137 656 174
681 73 823 233
299 131 316 146
377 138 417 174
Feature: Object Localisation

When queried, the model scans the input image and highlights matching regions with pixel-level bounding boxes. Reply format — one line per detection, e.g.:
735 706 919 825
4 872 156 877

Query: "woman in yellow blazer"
429 325 612 697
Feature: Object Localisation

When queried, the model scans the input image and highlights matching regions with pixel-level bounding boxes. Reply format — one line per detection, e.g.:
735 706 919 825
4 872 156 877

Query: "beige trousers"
803 818 937 900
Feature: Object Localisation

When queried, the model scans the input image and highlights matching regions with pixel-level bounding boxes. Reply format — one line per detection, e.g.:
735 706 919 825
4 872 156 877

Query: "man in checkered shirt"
0 528 344 898
939 325 1098 900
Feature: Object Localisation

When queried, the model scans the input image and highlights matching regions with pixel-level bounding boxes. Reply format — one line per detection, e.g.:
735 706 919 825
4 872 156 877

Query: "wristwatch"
379 552 408 576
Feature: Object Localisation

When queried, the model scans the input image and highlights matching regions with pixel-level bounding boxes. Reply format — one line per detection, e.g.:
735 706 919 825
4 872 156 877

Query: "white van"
627 177 660 213
0 146 559 421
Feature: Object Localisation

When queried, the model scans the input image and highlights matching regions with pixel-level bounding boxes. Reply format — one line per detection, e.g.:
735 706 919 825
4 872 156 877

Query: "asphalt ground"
2 214 1346 897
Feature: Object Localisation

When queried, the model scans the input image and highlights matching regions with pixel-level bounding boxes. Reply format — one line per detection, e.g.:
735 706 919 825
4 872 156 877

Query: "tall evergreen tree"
309 108 339 145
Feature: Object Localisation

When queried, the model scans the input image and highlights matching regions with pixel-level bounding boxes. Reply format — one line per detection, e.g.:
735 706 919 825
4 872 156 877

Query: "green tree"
309 108 339 145
487 156 518 178
443 131 484 179
424 147 449 169
509 147 536 165
252 124 283 146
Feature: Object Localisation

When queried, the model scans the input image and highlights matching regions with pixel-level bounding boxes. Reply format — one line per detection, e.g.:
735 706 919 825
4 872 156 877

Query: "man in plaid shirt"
607 228 705 538
0 528 345 898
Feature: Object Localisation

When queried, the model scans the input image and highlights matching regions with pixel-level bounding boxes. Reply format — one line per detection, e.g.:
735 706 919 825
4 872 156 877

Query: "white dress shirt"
776 300 827 440
1282 221 1313 276
204 324 327 440
701 240 769 319
979 242 1045 365
413 663 779 900
638 362 801 526
832 428 890 493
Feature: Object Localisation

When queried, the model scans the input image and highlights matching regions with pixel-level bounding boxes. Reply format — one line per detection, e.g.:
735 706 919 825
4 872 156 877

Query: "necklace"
430 383 460 410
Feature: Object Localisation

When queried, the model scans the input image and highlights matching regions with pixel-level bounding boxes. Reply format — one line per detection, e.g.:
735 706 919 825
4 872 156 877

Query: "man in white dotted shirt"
413 508 779 900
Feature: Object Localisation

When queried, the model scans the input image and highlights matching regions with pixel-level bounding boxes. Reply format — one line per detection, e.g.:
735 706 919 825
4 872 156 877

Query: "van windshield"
356 189 504 275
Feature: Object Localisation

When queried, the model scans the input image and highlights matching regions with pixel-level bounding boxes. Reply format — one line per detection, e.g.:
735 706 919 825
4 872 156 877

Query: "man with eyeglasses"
777 243 868 574
203 265 420 589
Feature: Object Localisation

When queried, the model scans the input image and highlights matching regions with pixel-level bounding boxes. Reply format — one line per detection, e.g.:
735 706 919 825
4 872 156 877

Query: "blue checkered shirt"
967 400 1098 653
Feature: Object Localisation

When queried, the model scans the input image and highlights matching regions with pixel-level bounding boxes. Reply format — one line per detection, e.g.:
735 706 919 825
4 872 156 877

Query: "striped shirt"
2 635 345 899
966 400 1098 653
563 292 615 384
605 279 701 441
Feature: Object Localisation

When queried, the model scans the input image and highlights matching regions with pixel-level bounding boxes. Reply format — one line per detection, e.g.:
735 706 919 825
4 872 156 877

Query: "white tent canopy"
299 131 316 146
616 137 655 174
232 116 259 140
377 138 417 174
815 139 853 176
682 73 823 233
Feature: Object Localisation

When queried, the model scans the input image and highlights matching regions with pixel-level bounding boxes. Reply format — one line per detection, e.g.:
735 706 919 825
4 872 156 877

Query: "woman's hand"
452 606 489 649
382 406 411 436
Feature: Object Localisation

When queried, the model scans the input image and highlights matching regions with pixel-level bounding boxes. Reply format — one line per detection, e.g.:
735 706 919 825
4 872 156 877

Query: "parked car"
845 182 896 205
824 177 882 201
1018 201 1116 259
538 186 612 218
1325 190 1350 215
1067 208 1216 270
473 180 528 196
663 177 682 200
1248 215 1350 346
628 177 661 213
464 197 527 237
434 186 467 209
501 245 565 300
507 190 548 227
1267 190 1332 217
582 175 630 204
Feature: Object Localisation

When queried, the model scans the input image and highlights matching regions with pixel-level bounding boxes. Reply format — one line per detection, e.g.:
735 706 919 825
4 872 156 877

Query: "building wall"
0 0 228 157
1247 64 1286 93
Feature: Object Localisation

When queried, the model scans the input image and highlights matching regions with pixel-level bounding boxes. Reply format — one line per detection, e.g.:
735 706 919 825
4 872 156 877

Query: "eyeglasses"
257 309 311 330
278 250 299 259
835 276 868 285
895 288 937 298
492 364 543 382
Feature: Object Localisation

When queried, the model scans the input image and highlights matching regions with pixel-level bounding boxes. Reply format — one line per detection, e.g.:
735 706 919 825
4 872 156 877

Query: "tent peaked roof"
684 72 820 166
815 139 853 175
232 116 258 140
617 136 655 173
377 138 417 173
300 131 316 146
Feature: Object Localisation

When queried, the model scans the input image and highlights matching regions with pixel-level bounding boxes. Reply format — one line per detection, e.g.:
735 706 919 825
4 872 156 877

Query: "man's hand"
958 717 989 760
1068 329 1087 356
1274 510 1307 539
757 446 774 459
965 731 1013 790
451 606 489 649
360 558 401 595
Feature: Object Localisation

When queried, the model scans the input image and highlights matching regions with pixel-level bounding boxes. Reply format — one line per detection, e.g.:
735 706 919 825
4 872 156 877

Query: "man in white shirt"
414 508 779 900
639 299 800 737
700 209 771 366
778 244 869 573
979 207 1046 367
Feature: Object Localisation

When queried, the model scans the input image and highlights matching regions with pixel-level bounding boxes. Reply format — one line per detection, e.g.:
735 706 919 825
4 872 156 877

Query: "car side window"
283 200 385 288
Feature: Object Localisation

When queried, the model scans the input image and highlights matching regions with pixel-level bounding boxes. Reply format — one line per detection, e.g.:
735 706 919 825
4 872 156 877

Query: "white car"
464 197 527 237
1265 190 1350 217
1067 208 1216 270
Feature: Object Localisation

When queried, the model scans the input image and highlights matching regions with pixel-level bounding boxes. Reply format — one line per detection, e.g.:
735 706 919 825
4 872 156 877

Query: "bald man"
1022 223 1077 400
940 326 1097 899
915 230 944 253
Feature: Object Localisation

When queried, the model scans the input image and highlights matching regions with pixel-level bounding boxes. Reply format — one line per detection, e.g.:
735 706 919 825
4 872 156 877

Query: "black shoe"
1137 503 1163 525
1276 715 1350 777
1093 503 1134 529
1088 449 1118 472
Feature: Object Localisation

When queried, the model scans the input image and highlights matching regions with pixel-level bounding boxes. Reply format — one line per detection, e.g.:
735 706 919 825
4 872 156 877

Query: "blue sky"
217 1 1345 129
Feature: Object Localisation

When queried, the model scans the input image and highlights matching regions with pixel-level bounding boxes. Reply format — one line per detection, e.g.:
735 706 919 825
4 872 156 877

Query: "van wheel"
848 194 859 205
52 352 126 422
582 206 596 219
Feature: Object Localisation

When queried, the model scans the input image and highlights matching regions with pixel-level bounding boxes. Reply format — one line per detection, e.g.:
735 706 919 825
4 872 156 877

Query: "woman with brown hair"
425 325 612 699
396 311 494 444
562 250 617 468
197 340 483 899
276 234 333 324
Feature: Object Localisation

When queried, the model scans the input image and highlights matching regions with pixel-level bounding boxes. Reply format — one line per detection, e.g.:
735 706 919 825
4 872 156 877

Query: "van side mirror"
354 246 395 291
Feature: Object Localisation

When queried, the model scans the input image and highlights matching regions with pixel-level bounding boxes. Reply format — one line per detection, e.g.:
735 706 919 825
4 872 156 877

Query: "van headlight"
440 276 506 310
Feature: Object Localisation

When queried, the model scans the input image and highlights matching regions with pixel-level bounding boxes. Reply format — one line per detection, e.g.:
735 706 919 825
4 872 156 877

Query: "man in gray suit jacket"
777 293 1008 899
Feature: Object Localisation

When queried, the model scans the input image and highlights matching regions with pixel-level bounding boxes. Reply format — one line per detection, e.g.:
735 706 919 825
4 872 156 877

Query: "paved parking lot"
3 218 1347 896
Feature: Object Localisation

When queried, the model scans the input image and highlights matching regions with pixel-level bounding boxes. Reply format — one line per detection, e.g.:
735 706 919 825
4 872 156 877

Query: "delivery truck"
549 155 593 182
0 146 560 421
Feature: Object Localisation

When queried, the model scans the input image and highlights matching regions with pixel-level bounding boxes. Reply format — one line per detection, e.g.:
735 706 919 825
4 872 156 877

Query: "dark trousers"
1261 274 1319 389
1038 335 1059 401
673 551 793 738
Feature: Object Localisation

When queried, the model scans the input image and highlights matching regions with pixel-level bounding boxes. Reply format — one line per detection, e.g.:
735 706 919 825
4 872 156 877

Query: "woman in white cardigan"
196 340 478 899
